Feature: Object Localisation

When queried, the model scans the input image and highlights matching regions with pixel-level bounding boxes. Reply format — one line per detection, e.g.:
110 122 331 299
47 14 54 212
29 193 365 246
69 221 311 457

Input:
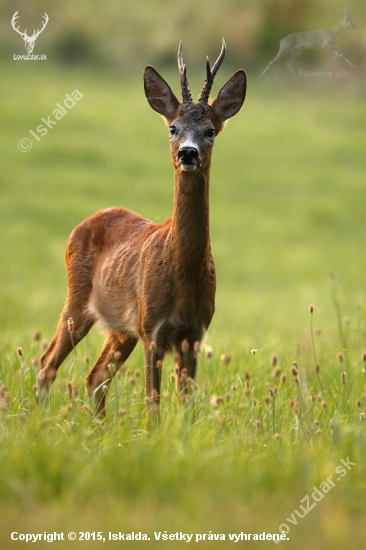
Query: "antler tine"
11 10 26 37
177 41 193 103
199 38 226 104
210 37 226 80
33 13 49 39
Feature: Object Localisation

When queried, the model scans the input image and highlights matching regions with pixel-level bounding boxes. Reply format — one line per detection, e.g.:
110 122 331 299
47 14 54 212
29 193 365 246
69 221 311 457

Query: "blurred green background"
1 0 365 345
1 1 366 549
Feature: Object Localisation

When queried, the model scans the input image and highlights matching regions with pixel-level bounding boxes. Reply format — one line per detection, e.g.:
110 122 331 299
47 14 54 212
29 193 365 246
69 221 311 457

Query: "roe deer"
37 39 246 416
259 9 358 78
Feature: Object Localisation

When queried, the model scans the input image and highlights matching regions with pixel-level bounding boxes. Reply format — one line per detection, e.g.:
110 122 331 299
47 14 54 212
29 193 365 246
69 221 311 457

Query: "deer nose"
178 147 199 165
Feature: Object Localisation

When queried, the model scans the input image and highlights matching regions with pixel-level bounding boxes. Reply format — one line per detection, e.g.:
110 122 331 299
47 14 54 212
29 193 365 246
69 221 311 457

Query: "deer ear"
211 70 246 124
144 66 180 122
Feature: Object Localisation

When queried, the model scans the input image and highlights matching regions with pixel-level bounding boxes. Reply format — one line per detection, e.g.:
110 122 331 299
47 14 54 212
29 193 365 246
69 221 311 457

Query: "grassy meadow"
1 56 366 549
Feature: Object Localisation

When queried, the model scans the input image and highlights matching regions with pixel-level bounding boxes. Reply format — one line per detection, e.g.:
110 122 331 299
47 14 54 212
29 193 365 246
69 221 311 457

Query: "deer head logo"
11 11 49 54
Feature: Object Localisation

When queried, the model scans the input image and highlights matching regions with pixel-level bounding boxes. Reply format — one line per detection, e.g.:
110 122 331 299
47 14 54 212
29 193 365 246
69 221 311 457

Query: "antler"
199 38 226 104
11 11 27 39
177 41 193 103
32 13 49 40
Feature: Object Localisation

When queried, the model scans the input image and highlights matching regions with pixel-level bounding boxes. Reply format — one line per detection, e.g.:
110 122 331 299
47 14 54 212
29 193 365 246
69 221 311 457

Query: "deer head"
11 11 49 53
143 39 246 173
341 9 358 31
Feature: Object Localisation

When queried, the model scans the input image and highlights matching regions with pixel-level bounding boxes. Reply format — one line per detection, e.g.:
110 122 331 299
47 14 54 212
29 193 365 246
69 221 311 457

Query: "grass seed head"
280 373 287 384
270 353 278 367
273 367 281 378
204 345 213 359
114 351 122 362
211 395 224 407
32 329 41 341
67 318 74 333
107 363 115 375
66 381 73 400
16 347 23 357
221 353 232 365
181 339 189 354
80 404 93 416
341 372 346 384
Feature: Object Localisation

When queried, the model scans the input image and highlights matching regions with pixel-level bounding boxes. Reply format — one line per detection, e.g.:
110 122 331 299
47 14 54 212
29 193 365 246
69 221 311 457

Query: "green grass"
1 62 366 549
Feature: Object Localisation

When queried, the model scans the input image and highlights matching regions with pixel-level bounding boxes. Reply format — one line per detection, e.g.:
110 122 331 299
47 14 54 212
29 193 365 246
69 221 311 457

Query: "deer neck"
329 21 347 38
170 167 211 276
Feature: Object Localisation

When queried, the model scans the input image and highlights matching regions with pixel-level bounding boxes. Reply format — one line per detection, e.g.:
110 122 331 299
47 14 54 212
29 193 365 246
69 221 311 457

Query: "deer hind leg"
286 49 303 77
328 45 356 68
258 42 291 78
86 331 138 416
38 300 94 401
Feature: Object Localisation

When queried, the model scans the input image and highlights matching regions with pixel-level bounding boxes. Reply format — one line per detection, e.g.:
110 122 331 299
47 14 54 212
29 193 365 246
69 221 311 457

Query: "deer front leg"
86 331 138 417
143 341 163 415
332 49 356 68
174 340 198 398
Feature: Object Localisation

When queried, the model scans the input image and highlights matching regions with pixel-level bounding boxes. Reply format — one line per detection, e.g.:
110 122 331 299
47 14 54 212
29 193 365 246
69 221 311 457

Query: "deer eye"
170 125 177 135
206 128 215 139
